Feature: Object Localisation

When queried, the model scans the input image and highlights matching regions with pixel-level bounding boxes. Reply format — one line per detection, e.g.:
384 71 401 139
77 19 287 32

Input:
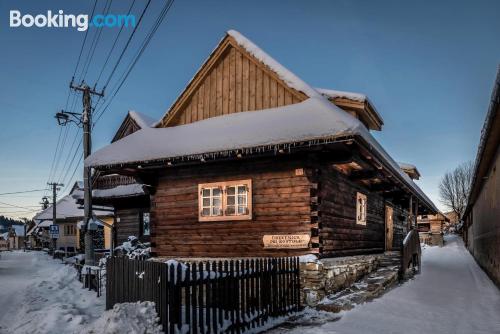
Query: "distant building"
417 213 449 246
33 182 113 254
463 68 500 287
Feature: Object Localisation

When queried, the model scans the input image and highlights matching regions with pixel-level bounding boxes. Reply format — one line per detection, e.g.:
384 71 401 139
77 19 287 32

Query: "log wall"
114 197 150 245
317 165 407 257
151 158 315 257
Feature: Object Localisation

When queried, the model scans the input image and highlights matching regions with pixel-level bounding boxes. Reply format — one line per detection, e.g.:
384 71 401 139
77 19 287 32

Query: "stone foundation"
300 254 381 306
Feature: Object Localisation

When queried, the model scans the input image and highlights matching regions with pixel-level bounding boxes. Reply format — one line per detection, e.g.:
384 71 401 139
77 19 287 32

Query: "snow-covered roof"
398 162 421 180
398 162 417 170
33 194 112 221
86 97 438 213
129 111 156 129
93 184 145 199
1 232 8 240
228 30 321 98
154 30 322 127
315 88 367 102
87 98 361 166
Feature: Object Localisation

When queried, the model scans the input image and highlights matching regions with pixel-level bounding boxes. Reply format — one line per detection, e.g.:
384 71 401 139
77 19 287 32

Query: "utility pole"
56 80 104 266
48 182 63 252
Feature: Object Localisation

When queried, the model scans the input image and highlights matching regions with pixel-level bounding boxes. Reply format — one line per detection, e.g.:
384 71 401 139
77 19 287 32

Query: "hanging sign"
262 234 310 249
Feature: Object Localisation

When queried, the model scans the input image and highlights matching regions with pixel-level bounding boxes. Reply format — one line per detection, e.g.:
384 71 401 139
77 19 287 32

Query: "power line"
57 128 82 185
102 0 152 90
60 139 83 187
0 200 39 211
0 189 49 196
80 0 113 82
61 155 83 194
94 0 175 124
43 126 63 197
73 0 98 79
95 0 137 86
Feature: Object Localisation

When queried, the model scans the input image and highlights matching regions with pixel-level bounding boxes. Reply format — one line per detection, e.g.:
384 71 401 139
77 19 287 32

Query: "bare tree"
439 161 474 219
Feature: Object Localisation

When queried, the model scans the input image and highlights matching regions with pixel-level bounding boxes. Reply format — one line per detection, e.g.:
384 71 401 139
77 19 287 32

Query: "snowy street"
269 234 500 334
1 236 499 334
0 251 104 334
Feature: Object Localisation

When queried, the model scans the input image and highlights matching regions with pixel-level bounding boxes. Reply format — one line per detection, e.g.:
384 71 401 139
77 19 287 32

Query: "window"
64 224 76 236
198 180 252 221
142 212 150 236
356 192 367 225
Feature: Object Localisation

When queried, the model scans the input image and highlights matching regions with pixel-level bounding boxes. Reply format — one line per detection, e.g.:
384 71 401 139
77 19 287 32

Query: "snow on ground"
0 251 163 334
268 234 500 334
0 251 105 334
84 301 162 334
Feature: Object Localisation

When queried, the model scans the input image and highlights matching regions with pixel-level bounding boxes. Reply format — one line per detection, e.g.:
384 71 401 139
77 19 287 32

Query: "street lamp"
55 110 82 126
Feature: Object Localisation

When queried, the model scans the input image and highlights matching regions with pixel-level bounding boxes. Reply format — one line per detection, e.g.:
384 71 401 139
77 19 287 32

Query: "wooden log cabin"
86 30 439 259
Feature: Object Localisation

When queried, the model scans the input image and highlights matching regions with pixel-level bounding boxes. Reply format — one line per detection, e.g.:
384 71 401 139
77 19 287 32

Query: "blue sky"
0 0 499 218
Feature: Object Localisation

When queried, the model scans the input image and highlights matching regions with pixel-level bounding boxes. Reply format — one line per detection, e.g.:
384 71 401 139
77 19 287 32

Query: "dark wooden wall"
150 158 315 258
114 197 150 245
317 164 407 257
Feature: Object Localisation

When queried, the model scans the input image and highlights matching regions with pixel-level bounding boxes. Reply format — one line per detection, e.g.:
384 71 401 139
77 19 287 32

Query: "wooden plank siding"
163 43 304 127
317 164 407 257
150 158 316 258
114 198 150 245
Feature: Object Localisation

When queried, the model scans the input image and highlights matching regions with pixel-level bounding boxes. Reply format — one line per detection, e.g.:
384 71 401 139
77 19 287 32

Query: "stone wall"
300 254 381 305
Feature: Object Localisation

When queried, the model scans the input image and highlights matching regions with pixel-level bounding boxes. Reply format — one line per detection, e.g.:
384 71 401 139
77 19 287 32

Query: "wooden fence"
400 228 421 279
106 257 301 334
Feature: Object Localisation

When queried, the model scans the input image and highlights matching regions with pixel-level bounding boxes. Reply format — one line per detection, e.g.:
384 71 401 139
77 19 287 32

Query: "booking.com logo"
9 10 136 31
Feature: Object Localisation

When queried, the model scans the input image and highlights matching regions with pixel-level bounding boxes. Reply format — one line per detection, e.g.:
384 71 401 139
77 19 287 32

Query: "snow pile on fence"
84 301 163 334
114 236 151 259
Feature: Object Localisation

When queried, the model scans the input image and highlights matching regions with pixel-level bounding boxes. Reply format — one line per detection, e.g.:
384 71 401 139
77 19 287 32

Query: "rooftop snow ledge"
227 30 321 98
315 88 367 102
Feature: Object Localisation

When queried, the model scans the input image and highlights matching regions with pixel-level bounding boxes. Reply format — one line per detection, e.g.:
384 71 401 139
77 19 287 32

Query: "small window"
356 192 367 225
142 212 150 236
198 180 252 221
64 225 76 236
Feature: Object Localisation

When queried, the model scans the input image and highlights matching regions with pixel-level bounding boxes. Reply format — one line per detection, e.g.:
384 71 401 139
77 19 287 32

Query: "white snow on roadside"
267 234 500 334
0 251 105 334
0 251 165 334
84 301 163 334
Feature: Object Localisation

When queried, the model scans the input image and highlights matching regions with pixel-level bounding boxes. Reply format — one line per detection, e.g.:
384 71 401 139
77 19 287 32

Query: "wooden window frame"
198 179 253 222
356 192 367 225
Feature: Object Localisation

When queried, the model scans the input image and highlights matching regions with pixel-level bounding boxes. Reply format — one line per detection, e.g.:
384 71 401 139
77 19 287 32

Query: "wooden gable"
158 35 308 127
112 114 142 143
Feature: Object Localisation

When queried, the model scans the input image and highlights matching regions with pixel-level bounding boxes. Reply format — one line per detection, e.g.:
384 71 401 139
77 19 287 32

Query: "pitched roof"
398 162 421 180
33 183 112 221
155 30 320 127
112 110 156 143
227 30 321 99
85 97 438 213
86 98 361 166
129 111 156 129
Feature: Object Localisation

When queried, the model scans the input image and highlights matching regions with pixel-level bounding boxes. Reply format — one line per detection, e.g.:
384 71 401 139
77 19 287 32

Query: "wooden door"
385 206 394 250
